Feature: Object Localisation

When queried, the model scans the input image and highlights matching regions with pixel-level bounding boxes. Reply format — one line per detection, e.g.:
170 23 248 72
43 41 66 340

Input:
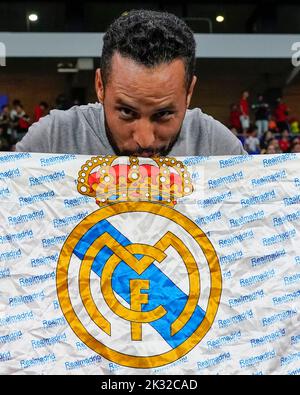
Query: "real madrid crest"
56 155 222 369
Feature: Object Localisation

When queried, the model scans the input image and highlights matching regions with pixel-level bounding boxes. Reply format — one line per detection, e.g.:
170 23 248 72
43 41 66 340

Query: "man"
33 101 49 122
239 90 250 135
252 94 270 139
10 100 31 144
16 10 246 156
274 97 289 133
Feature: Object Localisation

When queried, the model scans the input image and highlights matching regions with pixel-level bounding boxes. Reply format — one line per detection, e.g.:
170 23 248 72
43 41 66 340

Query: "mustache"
123 147 165 156
103 111 181 157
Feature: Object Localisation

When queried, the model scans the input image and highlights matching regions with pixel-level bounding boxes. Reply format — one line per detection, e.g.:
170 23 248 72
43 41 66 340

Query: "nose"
132 119 156 148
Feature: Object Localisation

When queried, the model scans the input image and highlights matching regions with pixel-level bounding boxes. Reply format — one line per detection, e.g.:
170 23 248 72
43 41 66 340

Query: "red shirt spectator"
278 138 290 153
240 98 249 116
18 117 30 130
275 100 288 123
278 130 291 153
34 101 49 123
229 104 241 130
240 91 249 116
34 106 43 122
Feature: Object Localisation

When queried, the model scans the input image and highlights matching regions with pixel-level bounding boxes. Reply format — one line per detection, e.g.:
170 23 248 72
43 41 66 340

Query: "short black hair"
101 9 196 89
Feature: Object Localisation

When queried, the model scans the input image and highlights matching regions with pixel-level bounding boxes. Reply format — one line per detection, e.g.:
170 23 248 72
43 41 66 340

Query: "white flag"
0 152 299 375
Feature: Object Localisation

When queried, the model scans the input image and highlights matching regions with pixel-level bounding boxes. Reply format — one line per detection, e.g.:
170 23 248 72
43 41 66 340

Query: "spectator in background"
278 130 291 153
261 143 277 155
0 105 11 141
291 142 300 153
267 137 282 153
265 144 277 154
230 126 248 147
275 97 289 133
231 127 246 146
239 90 250 134
0 105 10 150
289 116 300 135
252 94 270 139
229 103 241 131
268 115 279 134
291 136 300 152
34 101 49 123
244 128 260 154
0 127 9 151
10 100 31 143
10 99 21 143
260 130 273 151
17 107 31 141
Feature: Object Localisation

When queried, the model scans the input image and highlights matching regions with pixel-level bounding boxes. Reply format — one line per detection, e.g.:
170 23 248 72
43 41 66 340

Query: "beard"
104 113 181 157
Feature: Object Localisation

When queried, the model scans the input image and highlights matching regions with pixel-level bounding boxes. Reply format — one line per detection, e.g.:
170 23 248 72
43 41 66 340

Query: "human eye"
118 107 137 120
154 110 175 121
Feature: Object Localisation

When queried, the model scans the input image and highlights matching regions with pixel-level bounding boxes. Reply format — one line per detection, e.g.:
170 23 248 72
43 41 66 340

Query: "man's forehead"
115 93 177 111
107 52 186 93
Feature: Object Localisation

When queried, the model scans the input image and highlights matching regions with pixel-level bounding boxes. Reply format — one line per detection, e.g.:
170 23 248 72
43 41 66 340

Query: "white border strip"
0 33 300 58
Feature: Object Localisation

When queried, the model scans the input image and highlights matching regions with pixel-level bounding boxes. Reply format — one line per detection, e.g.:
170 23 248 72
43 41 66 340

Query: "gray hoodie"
16 103 246 156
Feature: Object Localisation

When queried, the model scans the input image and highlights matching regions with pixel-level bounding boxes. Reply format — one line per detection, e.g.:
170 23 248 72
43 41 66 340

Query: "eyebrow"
115 98 176 112
115 99 138 111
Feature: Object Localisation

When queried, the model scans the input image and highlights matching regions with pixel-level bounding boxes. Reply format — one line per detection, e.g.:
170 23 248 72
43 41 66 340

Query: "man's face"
95 53 196 157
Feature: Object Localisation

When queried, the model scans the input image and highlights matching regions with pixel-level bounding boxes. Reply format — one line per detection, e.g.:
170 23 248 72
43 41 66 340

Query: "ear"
186 75 197 108
95 68 105 103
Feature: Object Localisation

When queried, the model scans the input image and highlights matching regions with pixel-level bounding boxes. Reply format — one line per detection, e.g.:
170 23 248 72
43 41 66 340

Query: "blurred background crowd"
1 91 299 155
229 91 300 155
0 94 77 151
2 0 300 155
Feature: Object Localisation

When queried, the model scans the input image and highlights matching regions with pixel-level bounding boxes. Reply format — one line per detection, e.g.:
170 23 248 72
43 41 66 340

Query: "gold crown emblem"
77 155 193 207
